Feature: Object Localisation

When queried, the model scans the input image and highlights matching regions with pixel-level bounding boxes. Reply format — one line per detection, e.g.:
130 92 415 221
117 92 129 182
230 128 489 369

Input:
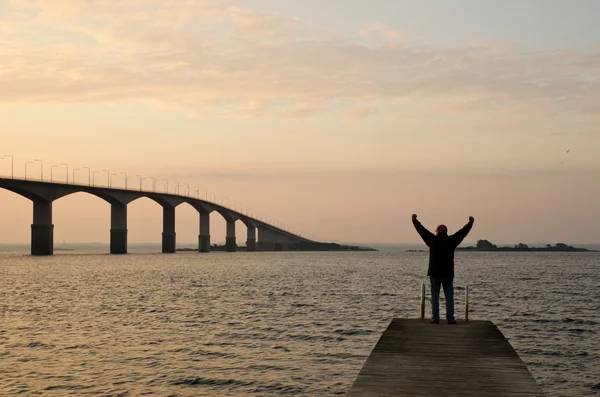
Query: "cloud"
0 0 599 118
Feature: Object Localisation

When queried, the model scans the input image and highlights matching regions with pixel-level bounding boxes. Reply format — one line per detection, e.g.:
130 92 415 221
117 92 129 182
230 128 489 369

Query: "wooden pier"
347 319 545 397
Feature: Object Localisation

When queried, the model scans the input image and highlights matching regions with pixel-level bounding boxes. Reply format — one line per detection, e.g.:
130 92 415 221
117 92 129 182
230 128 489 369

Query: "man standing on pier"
411 214 474 324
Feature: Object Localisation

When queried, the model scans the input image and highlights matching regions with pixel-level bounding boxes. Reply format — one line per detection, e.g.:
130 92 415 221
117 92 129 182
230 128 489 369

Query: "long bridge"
0 176 313 256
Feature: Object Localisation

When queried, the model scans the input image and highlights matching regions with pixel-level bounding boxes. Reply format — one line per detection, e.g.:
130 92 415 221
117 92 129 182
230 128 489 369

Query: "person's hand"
412 214 418 220
469 216 475 222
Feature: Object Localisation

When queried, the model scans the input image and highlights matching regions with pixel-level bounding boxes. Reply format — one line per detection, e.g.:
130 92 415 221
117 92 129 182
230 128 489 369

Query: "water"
0 251 598 396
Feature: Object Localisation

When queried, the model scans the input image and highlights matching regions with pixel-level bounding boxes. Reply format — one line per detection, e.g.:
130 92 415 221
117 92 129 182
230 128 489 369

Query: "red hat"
436 224 448 234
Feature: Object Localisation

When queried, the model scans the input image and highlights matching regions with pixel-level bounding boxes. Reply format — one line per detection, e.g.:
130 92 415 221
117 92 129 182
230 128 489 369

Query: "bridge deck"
347 319 545 397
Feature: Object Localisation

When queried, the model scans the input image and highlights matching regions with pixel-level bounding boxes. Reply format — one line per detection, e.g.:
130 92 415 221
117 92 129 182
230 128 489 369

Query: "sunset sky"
1 0 599 246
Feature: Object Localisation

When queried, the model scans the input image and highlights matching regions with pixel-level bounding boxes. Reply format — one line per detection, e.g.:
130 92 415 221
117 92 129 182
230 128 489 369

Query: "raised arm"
451 216 475 247
412 214 435 246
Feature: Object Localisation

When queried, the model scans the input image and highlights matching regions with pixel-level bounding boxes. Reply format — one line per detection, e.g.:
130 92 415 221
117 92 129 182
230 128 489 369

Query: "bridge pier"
246 226 256 252
162 205 176 253
198 212 210 252
226 220 236 252
31 200 54 256
110 203 127 254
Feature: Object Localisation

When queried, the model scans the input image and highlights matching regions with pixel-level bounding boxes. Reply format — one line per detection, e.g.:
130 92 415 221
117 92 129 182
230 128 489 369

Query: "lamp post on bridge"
162 179 169 194
202 189 207 200
193 187 199 199
128 175 141 191
174 181 179 195
25 159 43 181
92 169 109 187
51 163 68 183
109 172 127 189
92 171 100 186
74 167 91 186
0 155 14 178
184 184 189 196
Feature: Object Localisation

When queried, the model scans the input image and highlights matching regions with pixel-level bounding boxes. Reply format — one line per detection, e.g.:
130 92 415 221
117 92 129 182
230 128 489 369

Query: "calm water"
0 251 598 396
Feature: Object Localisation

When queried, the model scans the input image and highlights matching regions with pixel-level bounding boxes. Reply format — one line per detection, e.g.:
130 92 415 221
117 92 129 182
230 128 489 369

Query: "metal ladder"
419 282 469 321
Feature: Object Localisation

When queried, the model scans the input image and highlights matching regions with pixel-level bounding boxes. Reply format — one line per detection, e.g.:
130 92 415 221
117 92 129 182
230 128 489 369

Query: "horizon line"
1 241 598 247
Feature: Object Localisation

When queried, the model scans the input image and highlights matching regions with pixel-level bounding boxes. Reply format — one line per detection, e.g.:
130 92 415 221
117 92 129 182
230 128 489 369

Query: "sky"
0 0 599 246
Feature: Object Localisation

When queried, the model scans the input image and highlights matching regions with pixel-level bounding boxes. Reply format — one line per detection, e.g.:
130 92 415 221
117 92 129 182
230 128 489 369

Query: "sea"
0 251 598 396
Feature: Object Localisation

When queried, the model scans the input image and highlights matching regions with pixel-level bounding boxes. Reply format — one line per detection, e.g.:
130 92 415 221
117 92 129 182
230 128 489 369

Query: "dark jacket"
412 219 473 278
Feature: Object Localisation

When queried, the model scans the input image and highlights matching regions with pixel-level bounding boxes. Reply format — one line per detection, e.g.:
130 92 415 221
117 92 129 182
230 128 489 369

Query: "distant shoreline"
407 247 596 253
456 247 595 252
456 240 596 252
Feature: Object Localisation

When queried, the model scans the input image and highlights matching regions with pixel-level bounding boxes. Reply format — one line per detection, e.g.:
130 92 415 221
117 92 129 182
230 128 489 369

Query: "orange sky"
1 0 599 245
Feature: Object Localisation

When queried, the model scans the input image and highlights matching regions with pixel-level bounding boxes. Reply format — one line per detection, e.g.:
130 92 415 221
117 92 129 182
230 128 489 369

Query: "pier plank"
347 319 545 397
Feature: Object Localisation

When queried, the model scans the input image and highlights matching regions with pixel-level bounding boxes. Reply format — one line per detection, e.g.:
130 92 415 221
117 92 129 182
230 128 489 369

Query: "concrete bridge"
0 177 312 255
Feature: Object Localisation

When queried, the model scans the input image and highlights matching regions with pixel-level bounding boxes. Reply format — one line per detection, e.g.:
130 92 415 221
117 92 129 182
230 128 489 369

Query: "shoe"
448 320 457 325
430 319 440 324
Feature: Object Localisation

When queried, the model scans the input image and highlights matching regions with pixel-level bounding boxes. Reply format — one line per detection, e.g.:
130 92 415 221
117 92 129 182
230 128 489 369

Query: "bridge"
0 176 313 255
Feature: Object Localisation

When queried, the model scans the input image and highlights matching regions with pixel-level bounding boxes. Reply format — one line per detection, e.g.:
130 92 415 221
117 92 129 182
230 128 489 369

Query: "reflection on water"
0 251 598 396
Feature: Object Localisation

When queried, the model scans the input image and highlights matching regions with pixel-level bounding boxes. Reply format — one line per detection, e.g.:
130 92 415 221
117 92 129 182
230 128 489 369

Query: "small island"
457 240 595 252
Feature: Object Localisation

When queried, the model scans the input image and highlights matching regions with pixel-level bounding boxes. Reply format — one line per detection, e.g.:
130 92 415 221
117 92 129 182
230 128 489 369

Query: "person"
411 214 474 324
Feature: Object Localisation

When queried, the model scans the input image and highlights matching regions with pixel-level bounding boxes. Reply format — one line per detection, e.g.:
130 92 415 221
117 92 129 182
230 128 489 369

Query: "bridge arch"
172 200 199 251
205 209 231 251
52 188 118 205
126 196 164 253
235 217 257 251
53 192 111 251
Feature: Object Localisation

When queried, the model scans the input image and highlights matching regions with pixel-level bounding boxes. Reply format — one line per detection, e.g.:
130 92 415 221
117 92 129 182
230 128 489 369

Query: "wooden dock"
347 319 545 397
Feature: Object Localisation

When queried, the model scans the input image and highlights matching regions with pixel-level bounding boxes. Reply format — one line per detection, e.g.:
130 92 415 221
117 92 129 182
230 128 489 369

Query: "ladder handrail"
464 283 469 321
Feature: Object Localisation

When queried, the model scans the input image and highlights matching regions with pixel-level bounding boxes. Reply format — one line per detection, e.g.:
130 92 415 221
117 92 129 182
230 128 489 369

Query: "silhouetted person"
412 214 474 324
